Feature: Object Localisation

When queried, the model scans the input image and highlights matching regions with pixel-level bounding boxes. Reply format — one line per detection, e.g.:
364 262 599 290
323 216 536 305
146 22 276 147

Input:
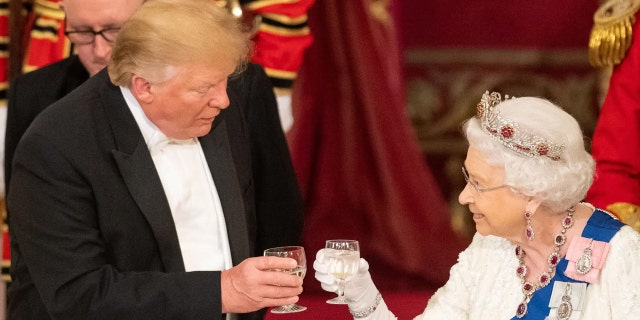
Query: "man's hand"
221 256 304 313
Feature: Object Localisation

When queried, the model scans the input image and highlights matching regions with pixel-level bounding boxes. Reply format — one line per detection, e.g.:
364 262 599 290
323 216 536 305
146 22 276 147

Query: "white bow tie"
148 133 196 156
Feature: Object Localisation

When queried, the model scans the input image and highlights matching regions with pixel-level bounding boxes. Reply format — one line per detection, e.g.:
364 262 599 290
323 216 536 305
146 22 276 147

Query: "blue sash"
510 209 623 319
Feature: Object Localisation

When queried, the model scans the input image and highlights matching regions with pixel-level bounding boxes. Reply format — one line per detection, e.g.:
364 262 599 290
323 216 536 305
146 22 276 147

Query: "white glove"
313 249 381 312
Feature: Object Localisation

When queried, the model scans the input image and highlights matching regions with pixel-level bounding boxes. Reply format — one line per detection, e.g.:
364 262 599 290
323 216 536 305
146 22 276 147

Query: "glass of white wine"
324 239 360 304
263 246 307 313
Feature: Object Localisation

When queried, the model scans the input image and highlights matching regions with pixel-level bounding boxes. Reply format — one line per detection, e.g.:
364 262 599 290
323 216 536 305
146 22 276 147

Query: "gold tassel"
588 0 640 67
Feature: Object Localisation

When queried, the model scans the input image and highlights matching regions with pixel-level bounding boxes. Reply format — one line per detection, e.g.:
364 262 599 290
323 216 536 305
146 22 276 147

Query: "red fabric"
264 291 433 320
1 0 9 280
400 0 598 49
289 0 466 291
586 12 640 211
22 0 71 72
251 32 312 73
0 0 8 95
247 0 314 16
246 0 315 85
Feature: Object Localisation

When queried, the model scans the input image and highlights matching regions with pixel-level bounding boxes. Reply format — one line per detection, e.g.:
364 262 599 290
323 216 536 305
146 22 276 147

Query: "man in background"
4 0 143 197
586 0 640 231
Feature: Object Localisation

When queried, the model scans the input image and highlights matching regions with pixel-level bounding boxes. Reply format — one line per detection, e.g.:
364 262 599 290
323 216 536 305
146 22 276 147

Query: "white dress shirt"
120 87 232 272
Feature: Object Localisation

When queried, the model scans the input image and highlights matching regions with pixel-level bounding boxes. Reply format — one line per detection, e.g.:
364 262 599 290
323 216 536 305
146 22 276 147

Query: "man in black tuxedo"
6 0 304 319
5 0 303 210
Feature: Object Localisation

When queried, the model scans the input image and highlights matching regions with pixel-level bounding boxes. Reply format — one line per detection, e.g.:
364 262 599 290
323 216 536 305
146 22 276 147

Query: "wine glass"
263 246 307 313
324 239 360 304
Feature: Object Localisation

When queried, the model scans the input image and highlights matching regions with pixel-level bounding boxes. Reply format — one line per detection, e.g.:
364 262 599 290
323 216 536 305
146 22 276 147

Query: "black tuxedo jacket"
7 65 303 319
5 56 89 197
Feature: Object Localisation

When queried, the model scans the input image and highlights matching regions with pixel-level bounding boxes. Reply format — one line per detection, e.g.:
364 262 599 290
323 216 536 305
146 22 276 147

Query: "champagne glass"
324 239 360 304
263 246 307 313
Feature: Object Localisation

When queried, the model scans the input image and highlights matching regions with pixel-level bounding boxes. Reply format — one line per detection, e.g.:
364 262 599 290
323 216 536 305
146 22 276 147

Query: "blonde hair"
108 0 252 86
463 96 595 212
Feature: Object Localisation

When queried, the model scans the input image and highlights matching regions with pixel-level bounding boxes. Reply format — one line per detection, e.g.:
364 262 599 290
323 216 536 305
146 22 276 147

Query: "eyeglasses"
461 165 509 193
64 27 121 45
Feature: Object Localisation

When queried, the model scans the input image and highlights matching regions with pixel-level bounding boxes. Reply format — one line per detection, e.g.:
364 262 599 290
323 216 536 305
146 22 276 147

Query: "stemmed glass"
263 246 307 313
324 239 360 304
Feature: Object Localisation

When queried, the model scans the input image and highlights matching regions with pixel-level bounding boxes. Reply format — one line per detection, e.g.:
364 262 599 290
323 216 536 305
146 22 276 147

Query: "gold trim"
588 0 640 67
261 13 308 24
606 202 640 231
244 0 301 11
35 0 61 10
64 35 72 57
34 17 62 29
23 65 39 73
34 0 65 20
264 67 296 80
29 30 61 42
260 24 310 36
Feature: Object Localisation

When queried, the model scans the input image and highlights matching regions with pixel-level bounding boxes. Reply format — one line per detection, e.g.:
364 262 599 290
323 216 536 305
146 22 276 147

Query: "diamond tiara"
475 91 565 161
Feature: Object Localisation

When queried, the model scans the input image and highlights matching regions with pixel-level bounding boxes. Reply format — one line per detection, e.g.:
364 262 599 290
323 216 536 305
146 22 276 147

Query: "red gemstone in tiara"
475 91 565 161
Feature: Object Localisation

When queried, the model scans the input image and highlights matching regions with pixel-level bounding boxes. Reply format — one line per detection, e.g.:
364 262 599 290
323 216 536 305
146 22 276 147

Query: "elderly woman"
314 91 640 319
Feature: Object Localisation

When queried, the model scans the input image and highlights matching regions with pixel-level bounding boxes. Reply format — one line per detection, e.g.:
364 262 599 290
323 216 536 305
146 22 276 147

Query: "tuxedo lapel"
200 120 251 265
98 72 185 272
111 148 186 272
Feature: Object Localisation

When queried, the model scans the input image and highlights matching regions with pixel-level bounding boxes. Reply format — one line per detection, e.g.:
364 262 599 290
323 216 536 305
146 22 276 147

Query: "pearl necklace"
515 206 575 318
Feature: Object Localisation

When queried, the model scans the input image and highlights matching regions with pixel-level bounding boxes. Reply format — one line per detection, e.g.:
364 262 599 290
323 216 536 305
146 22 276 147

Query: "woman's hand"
313 249 381 312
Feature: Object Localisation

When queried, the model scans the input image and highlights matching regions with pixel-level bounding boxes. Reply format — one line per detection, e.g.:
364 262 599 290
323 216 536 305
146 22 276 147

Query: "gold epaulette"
588 0 640 67
606 202 640 232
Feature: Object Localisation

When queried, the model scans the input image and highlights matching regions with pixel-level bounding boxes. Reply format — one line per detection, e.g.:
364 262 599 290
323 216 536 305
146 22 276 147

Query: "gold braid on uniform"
589 0 640 67
607 202 640 232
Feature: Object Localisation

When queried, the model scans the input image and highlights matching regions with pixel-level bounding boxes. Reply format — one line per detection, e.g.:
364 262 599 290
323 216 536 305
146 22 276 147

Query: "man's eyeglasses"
461 165 509 193
64 28 121 45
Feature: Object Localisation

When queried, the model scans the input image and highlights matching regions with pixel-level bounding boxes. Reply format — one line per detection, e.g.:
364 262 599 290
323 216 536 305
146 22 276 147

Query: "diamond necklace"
515 206 575 318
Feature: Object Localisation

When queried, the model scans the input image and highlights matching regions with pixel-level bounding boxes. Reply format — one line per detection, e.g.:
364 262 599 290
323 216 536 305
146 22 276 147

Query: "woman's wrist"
349 291 382 318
